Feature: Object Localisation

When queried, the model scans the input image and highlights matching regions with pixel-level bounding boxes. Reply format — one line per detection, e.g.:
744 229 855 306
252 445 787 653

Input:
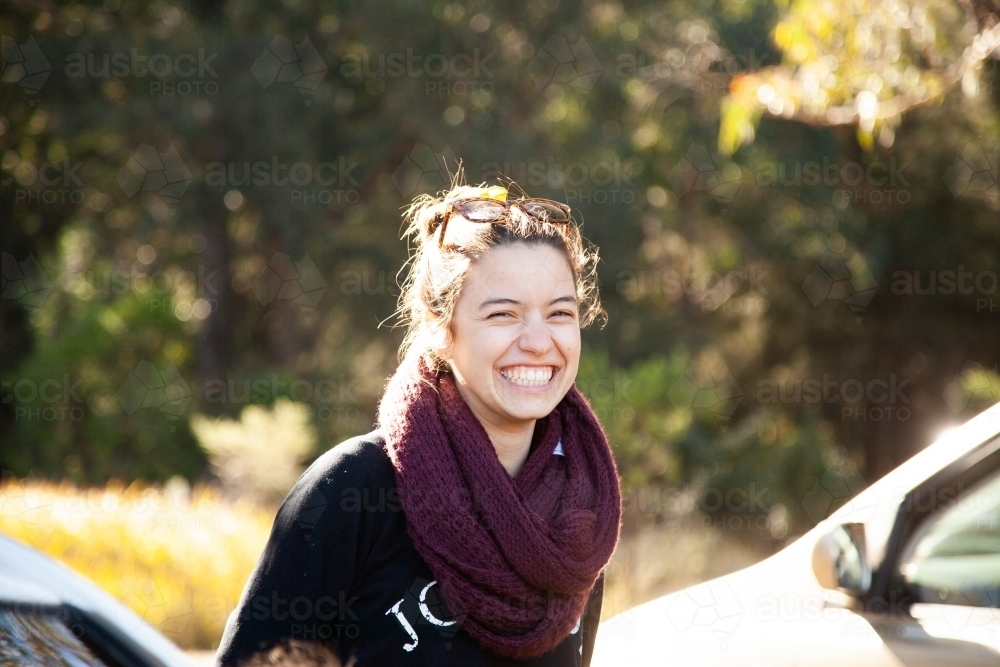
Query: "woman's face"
438 242 581 433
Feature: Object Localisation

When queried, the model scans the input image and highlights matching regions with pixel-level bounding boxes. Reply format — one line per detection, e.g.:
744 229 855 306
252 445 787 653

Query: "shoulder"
262 429 398 550
298 428 395 490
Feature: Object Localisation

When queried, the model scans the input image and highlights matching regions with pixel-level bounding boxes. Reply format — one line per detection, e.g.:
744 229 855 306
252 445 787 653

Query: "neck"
480 419 535 478
450 374 535 477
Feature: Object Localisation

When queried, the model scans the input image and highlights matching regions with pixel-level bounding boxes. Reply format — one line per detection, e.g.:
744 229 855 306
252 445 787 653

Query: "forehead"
464 244 575 297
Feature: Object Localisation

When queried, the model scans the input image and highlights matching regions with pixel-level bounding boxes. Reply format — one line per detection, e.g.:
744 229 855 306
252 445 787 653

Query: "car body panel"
593 403 1000 667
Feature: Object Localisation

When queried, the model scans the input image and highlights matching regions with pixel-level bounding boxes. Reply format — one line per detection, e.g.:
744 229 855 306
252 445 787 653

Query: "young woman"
216 182 623 667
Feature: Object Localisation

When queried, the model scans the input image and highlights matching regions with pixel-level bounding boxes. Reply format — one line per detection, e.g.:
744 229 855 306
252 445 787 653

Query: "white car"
0 531 192 667
593 403 1000 667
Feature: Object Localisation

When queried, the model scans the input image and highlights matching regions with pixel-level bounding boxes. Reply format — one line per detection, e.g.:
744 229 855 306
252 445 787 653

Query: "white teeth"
499 366 555 387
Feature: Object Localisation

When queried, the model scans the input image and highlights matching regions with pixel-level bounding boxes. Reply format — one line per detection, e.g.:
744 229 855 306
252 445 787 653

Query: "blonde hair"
393 172 606 373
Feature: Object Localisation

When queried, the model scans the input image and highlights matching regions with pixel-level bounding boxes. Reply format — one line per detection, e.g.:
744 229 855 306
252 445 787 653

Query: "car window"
900 469 1000 607
0 607 110 667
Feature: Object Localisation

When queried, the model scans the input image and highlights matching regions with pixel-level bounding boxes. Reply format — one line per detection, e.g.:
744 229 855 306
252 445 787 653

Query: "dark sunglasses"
435 197 573 248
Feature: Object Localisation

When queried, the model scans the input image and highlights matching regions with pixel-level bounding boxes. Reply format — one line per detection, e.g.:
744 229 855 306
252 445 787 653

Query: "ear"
435 328 455 361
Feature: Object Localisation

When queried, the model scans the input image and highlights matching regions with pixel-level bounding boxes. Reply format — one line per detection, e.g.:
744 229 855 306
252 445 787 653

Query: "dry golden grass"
0 477 275 650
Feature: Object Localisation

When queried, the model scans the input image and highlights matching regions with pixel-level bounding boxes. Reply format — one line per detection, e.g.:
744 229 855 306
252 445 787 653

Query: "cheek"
554 327 582 356
456 326 512 367
556 329 582 357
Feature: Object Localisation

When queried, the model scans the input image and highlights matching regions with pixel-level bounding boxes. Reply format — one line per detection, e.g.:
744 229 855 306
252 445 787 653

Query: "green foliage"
3 278 205 483
577 348 691 488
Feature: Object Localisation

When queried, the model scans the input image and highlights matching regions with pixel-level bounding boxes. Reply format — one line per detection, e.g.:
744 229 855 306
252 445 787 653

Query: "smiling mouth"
498 365 557 388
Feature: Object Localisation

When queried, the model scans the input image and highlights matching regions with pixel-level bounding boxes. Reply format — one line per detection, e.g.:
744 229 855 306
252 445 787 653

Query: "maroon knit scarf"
375 354 622 660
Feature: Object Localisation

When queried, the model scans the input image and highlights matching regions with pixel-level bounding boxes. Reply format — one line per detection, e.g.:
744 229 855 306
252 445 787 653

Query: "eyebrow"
478 295 578 309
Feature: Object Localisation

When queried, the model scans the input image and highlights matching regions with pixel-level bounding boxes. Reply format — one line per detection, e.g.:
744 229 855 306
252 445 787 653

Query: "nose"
518 313 553 355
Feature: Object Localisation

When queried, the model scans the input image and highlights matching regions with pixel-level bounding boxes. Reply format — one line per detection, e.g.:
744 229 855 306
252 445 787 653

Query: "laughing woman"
217 181 623 667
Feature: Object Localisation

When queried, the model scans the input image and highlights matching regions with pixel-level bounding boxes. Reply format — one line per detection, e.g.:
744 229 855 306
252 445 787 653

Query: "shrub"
191 399 316 503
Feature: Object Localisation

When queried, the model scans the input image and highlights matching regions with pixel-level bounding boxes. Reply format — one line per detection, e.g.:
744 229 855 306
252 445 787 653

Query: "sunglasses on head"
435 196 573 248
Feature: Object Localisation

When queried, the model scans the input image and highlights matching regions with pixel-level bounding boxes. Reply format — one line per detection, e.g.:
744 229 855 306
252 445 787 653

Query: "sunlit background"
3 0 1000 657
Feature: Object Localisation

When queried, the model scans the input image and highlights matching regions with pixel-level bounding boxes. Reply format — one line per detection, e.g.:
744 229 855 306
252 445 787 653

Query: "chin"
501 399 560 421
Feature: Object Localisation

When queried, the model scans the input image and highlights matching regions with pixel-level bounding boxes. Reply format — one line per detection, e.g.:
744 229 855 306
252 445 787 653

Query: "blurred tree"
719 0 1000 152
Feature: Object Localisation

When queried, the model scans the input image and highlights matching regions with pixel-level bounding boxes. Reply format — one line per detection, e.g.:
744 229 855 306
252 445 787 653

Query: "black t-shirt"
216 428 606 667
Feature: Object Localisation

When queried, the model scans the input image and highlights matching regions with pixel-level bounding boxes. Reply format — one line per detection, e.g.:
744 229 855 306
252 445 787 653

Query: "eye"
550 309 575 318
487 311 512 319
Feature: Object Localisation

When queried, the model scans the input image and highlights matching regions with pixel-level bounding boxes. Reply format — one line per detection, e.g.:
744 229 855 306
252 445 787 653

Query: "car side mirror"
812 522 871 595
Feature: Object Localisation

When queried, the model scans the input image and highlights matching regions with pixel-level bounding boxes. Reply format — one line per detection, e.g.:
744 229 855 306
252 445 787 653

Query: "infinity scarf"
375 354 622 659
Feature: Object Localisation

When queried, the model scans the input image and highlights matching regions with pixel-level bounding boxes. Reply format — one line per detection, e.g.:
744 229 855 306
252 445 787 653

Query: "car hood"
0 532 194 667
592 525 823 667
